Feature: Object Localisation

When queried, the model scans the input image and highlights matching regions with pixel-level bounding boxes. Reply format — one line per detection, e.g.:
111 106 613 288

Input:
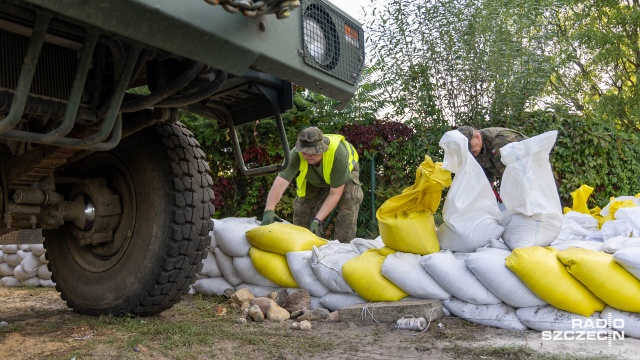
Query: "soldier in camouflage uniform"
457 125 528 194
261 127 363 242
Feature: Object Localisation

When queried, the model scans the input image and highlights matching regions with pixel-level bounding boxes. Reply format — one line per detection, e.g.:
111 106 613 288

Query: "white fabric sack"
489 238 510 250
601 306 640 339
602 236 640 254
549 240 604 252
556 216 593 242
20 251 41 274
563 211 599 232
310 242 358 294
614 207 640 234
21 277 41 286
443 298 527 330
0 263 14 277
3 253 21 267
286 250 330 297
464 249 546 308
208 229 218 249
381 251 450 300
2 244 18 254
516 305 601 332
310 295 323 310
37 264 52 280
13 264 36 282
600 220 634 241
420 250 501 305
319 292 366 312
1 276 21 287
39 279 55 287
30 244 46 257
236 283 279 297
213 217 259 257
437 130 504 252
191 277 234 296
213 247 243 286
350 237 384 254
499 131 562 249
600 196 640 217
20 244 31 251
233 255 279 287
0 249 4 263
39 253 48 264
198 249 222 278
613 247 640 280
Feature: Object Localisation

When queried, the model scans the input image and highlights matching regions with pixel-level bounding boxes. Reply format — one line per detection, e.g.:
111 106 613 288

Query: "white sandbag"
37 264 52 280
443 298 527 330
39 253 48 264
286 250 330 297
602 236 640 254
208 229 218 249
614 207 640 233
1 276 21 287
20 244 31 251
30 243 46 256
350 237 384 254
549 240 604 252
420 250 501 305
601 220 634 241
233 255 279 287
236 283 279 297
310 295 323 310
213 217 259 257
556 216 593 242
13 264 36 282
600 196 640 217
381 251 451 300
2 244 18 254
39 279 55 287
437 130 504 252
0 249 4 263
0 262 14 277
489 238 510 250
198 249 222 278
191 276 234 296
21 277 41 286
516 305 601 332
319 292 366 312
563 211 599 232
213 247 243 286
601 306 640 339
613 247 640 280
499 131 562 249
464 249 546 308
310 242 358 294
3 253 21 267
20 251 41 274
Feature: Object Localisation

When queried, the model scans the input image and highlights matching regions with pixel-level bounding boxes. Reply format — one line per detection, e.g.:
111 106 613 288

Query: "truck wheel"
44 122 214 316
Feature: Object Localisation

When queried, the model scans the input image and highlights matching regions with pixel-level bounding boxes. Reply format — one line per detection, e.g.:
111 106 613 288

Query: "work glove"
260 210 282 226
309 218 324 237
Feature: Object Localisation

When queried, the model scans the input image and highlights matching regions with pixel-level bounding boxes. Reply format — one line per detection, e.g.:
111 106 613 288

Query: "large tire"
44 122 213 316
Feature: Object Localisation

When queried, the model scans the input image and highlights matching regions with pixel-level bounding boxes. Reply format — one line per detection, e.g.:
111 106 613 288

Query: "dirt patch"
1 287 638 359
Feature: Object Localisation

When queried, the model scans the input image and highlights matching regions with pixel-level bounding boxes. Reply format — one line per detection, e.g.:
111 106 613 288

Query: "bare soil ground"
1 287 639 360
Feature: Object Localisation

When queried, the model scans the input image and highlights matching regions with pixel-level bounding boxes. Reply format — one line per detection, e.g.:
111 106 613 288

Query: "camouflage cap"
295 127 329 154
457 125 476 151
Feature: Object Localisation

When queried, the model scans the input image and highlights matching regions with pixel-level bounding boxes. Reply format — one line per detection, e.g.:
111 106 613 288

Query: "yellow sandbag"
558 247 640 312
246 222 327 256
378 246 397 256
506 247 605 316
598 199 636 228
249 247 298 288
342 249 408 302
376 156 451 255
564 184 595 214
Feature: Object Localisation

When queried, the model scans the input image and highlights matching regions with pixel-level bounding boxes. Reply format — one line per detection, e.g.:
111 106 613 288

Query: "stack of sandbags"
0 244 54 287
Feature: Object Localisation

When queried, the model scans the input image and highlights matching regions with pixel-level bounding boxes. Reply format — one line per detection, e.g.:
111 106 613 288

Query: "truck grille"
302 0 364 85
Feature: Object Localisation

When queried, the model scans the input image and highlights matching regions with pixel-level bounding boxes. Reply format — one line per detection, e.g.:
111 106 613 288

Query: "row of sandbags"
0 244 54 287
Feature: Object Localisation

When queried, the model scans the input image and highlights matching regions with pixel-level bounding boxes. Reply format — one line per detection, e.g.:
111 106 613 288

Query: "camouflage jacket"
476 127 528 183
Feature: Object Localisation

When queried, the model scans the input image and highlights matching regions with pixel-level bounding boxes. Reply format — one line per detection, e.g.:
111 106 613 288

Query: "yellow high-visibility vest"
296 134 358 197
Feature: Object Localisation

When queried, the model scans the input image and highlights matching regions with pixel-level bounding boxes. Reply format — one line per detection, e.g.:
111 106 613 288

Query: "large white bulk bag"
516 305 601 332
286 250 330 297
381 251 450 300
465 249 546 308
420 250 501 305
213 217 258 257
499 131 562 249
310 242 358 294
233 255 279 287
191 277 234 296
437 131 504 252
443 298 527 330
213 247 243 286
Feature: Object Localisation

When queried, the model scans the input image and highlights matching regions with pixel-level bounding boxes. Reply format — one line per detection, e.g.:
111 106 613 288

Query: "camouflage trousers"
293 166 363 243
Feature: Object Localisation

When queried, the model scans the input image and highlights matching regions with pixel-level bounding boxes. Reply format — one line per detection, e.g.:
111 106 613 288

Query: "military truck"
0 0 364 315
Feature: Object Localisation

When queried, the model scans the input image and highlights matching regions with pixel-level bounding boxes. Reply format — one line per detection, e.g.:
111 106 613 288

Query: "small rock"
290 310 303 319
211 304 227 316
250 297 277 315
297 309 329 322
290 322 300 330
0 321 8 327
281 289 310 313
236 318 248 325
249 305 264 322
241 300 251 311
231 288 255 306
268 291 279 302
326 311 340 322
267 306 290 321
223 288 235 299
299 320 312 331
